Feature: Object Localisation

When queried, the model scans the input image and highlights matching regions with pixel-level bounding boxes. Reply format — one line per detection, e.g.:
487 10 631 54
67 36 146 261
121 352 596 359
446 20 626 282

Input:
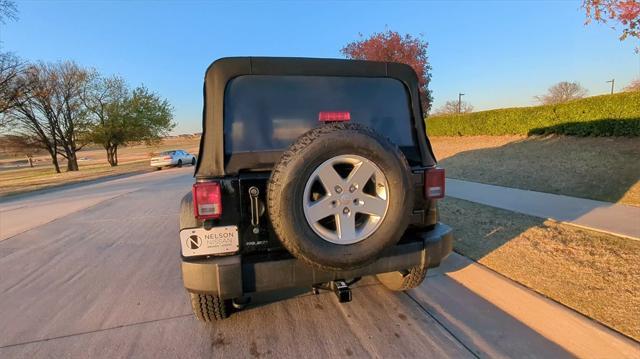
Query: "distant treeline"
426 91 640 137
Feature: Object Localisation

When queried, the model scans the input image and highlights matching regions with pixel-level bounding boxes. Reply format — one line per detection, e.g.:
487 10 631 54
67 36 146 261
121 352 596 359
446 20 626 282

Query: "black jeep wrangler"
179 57 453 321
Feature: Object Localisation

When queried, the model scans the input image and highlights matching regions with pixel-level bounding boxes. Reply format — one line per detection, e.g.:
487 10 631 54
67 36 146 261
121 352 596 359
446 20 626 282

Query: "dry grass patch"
439 197 640 340
431 135 640 206
0 137 200 197
429 135 525 160
0 160 152 197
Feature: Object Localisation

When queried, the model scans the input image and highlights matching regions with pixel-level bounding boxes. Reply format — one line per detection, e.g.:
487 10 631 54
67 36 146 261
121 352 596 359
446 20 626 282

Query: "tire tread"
190 293 229 321
268 123 412 270
377 265 428 291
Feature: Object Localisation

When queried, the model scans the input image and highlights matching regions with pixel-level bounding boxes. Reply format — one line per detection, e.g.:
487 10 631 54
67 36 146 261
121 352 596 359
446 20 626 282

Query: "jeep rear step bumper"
182 223 453 298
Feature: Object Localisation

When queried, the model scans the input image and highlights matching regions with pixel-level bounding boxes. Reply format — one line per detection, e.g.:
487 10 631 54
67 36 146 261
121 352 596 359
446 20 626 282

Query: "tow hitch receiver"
313 279 356 303
332 280 352 303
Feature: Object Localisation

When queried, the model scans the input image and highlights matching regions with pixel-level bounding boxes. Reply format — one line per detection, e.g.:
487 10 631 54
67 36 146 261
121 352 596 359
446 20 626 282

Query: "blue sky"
1 0 638 134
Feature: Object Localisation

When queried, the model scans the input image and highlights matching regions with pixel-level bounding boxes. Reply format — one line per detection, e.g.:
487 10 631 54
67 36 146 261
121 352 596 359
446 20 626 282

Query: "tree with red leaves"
342 30 433 112
583 0 640 45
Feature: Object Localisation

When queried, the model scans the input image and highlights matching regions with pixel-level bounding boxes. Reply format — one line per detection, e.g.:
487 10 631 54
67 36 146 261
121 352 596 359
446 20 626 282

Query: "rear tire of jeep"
177 159 183 168
376 266 428 291
189 293 231 321
268 123 414 271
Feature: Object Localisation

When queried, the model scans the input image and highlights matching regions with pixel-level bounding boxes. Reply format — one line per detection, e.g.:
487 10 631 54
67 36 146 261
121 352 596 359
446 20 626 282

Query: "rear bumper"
181 223 453 299
151 160 175 167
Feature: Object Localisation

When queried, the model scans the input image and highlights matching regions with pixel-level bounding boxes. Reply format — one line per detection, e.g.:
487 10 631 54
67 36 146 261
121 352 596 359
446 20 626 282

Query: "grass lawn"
0 136 200 197
0 160 153 197
439 197 640 340
430 135 640 206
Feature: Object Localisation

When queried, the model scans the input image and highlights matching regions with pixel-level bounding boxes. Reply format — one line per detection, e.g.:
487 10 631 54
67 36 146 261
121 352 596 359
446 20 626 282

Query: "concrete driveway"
0 168 637 358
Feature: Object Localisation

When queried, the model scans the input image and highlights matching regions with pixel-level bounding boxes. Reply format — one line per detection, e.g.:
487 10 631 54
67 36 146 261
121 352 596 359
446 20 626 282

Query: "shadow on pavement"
411 266 576 358
201 277 575 358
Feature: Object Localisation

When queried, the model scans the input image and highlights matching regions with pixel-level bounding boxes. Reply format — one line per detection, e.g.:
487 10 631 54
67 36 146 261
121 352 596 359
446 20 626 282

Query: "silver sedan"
150 150 196 169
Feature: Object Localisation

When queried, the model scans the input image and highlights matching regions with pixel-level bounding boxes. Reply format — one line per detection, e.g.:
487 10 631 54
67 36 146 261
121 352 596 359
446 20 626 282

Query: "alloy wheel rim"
302 154 389 245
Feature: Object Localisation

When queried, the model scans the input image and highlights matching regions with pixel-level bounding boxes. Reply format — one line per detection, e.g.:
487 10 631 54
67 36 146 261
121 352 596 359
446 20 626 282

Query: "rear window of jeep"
223 75 415 153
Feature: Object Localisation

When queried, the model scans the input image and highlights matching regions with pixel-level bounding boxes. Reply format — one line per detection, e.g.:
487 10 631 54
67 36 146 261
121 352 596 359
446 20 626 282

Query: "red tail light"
163 156 172 160
192 182 222 220
319 111 351 122
425 168 445 199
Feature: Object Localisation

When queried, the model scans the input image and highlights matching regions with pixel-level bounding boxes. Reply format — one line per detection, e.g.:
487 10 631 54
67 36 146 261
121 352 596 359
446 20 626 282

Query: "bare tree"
7 61 91 172
0 0 17 25
624 78 640 92
82 74 129 124
433 100 474 115
50 61 92 171
0 52 23 129
8 64 63 172
535 81 588 105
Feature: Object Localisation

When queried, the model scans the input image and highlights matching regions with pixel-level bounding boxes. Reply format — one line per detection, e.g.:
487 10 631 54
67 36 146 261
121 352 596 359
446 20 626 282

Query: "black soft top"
195 56 436 179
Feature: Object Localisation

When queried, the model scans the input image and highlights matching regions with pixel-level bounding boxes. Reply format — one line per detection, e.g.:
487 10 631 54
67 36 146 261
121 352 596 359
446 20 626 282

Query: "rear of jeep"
179 57 453 321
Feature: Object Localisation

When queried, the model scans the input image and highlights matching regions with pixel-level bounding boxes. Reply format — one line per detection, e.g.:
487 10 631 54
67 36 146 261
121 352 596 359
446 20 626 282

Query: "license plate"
180 225 239 257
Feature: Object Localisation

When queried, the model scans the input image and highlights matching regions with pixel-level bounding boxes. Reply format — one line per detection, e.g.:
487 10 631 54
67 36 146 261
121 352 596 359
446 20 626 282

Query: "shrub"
426 92 640 137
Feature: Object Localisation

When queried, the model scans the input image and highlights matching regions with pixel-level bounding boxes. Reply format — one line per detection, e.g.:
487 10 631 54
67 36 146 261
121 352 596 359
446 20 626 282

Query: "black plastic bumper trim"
182 223 453 298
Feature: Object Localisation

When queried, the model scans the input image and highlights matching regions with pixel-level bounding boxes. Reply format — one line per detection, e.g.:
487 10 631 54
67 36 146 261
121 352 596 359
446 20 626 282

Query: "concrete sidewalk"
446 178 640 240
416 253 640 358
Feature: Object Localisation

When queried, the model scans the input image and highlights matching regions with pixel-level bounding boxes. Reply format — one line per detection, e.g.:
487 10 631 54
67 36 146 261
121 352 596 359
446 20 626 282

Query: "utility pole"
606 79 615 95
458 93 465 114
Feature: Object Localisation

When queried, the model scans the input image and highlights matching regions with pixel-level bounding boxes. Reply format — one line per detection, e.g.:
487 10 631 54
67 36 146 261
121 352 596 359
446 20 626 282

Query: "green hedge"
426 91 640 136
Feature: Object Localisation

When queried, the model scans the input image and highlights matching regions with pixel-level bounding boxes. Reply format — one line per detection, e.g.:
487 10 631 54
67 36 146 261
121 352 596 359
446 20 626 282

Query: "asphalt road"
0 167 638 358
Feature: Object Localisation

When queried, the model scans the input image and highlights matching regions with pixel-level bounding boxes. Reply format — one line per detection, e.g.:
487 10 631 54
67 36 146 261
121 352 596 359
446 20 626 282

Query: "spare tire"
268 123 413 271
